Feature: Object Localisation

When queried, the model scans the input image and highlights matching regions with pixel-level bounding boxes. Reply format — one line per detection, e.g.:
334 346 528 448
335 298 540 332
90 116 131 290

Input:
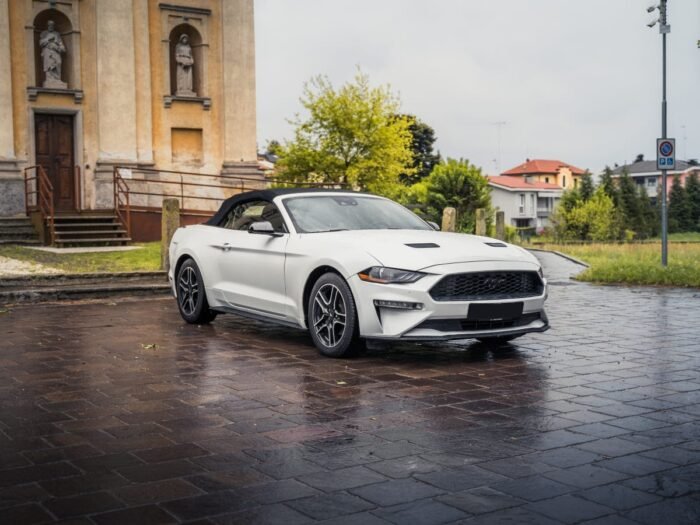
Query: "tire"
475 334 521 345
176 259 217 325
307 272 362 358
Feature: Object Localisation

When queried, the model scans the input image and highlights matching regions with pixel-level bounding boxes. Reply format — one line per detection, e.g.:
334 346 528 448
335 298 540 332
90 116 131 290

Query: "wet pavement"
1 252 700 524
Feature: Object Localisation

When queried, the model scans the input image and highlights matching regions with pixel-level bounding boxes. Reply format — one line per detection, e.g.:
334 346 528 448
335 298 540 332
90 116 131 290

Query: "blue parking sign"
657 138 675 170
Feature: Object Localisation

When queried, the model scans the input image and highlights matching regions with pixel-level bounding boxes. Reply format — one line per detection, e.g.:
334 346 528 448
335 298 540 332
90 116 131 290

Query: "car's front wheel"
308 272 362 357
176 259 217 325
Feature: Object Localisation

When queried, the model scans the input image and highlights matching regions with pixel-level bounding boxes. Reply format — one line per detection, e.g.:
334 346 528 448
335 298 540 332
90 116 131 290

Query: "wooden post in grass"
161 198 181 272
442 207 456 232
496 211 505 240
475 208 486 236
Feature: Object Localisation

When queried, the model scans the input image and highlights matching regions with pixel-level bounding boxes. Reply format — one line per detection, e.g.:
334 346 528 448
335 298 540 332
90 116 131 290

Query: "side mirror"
248 221 283 237
427 221 440 231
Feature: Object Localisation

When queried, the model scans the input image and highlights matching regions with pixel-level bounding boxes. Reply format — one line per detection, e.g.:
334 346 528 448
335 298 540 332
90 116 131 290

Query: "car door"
211 199 289 318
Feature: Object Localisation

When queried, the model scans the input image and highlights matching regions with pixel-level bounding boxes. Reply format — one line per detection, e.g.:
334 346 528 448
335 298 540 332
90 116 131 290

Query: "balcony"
537 208 552 218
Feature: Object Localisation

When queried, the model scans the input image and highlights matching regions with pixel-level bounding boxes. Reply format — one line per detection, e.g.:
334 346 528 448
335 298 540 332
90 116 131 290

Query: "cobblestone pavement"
1 252 700 524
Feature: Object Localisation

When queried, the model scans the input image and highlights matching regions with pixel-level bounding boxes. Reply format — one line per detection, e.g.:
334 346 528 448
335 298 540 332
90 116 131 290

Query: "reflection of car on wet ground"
169 188 549 357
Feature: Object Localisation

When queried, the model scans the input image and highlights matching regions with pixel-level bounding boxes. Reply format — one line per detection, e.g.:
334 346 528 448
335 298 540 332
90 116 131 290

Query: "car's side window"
221 200 287 233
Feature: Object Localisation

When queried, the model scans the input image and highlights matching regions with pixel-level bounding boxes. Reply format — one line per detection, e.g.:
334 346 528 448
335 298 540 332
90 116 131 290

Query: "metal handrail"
113 167 132 238
24 165 55 244
110 165 349 229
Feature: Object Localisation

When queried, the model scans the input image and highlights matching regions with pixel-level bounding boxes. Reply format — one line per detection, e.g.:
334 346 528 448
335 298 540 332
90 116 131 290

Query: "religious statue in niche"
39 20 67 89
175 34 196 96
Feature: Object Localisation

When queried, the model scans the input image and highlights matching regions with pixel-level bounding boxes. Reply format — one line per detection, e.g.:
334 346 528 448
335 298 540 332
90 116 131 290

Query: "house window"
574 178 578 188
563 175 567 187
519 194 525 215
647 177 656 187
545 177 550 184
530 194 535 213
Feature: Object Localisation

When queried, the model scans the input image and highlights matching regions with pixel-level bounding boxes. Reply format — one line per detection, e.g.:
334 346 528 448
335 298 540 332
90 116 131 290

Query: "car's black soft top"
205 187 359 226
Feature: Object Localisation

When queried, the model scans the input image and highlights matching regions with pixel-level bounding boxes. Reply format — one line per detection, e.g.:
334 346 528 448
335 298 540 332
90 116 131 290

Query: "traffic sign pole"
660 0 669 267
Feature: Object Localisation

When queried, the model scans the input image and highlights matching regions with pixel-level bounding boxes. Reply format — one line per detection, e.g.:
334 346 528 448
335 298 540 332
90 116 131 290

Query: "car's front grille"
417 312 542 332
430 271 543 301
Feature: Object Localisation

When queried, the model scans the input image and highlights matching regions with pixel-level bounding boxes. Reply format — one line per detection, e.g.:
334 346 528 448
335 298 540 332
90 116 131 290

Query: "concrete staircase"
51 214 131 247
0 217 41 246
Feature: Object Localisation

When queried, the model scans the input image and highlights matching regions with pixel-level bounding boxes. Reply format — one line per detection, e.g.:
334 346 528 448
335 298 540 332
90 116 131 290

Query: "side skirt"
212 304 303 330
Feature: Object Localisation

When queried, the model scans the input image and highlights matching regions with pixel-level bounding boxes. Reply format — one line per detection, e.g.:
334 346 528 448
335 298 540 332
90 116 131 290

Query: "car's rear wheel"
308 272 362 357
177 259 217 325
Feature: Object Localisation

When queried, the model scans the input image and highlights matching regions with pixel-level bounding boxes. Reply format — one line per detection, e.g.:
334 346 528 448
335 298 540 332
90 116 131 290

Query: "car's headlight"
358 267 426 284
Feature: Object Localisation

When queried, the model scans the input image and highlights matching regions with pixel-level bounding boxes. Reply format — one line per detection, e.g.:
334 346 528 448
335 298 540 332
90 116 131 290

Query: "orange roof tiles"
502 159 586 176
487 175 562 190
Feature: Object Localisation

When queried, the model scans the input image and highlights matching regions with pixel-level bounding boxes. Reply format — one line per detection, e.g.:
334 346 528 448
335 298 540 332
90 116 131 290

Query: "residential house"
487 176 563 232
501 159 586 191
611 158 700 201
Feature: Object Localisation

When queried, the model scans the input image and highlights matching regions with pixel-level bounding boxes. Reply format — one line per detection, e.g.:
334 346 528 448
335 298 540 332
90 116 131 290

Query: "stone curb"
0 282 171 305
526 247 590 268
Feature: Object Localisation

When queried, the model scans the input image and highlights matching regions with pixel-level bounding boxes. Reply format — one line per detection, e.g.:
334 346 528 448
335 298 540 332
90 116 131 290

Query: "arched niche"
169 24 204 97
33 9 75 90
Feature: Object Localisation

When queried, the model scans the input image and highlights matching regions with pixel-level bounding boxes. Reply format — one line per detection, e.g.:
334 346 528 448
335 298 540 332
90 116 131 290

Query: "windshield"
283 195 432 234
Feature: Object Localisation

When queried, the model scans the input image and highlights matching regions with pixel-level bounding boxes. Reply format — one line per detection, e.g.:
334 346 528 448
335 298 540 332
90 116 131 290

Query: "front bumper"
348 260 549 341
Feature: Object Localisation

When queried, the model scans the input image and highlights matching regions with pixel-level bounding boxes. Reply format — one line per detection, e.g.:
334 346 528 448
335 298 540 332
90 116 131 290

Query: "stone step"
49 214 117 221
0 227 37 235
54 237 132 245
54 222 123 229
0 239 42 246
54 229 128 237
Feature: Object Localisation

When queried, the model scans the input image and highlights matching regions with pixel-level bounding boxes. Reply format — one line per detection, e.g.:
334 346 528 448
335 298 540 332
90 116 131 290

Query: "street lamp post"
648 1 670 266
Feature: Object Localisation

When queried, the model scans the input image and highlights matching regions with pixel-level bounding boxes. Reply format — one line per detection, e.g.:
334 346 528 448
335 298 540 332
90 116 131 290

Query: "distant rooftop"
502 159 586 176
487 175 562 191
611 159 699 176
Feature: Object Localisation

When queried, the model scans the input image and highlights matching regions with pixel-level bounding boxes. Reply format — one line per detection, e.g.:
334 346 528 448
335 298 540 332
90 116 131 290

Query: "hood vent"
485 242 507 247
405 243 440 248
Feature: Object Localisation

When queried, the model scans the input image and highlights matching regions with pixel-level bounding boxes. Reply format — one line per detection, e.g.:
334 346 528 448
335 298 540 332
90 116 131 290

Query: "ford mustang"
168 189 549 357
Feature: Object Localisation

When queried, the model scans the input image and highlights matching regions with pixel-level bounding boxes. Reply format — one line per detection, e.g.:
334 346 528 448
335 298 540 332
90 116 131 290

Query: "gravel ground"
0 255 61 277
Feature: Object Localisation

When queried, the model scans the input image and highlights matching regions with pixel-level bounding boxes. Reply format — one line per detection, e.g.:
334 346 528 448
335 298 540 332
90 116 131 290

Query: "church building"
0 0 261 243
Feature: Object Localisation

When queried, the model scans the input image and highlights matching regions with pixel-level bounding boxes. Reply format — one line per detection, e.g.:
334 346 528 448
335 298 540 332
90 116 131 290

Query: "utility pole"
491 121 507 174
647 0 670 267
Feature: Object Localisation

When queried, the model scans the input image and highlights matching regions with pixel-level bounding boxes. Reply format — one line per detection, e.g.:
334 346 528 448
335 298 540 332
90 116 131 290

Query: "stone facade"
0 0 260 217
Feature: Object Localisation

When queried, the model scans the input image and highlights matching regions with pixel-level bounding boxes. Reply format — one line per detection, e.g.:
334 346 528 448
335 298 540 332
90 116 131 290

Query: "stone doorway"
34 113 75 212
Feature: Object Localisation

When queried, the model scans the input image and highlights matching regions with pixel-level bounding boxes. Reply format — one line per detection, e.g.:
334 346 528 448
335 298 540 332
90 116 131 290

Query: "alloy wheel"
312 283 346 347
178 266 199 316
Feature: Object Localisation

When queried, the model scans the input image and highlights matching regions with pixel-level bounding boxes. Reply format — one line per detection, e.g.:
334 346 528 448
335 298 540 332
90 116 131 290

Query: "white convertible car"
168 189 549 357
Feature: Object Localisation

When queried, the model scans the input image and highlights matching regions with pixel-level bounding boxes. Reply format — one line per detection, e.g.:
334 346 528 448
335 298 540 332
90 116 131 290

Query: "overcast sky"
255 0 699 175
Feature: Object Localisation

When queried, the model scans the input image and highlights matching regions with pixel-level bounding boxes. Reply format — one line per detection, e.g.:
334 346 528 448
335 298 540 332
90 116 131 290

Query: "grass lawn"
656 232 700 242
0 242 161 274
539 242 700 288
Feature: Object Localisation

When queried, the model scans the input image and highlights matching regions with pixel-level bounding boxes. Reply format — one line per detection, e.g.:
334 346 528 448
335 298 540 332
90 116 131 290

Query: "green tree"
600 166 619 206
559 188 581 213
397 115 440 185
668 175 692 232
265 140 282 156
552 187 620 241
618 170 642 235
276 72 413 195
637 185 659 238
579 171 595 201
423 158 492 233
685 172 700 230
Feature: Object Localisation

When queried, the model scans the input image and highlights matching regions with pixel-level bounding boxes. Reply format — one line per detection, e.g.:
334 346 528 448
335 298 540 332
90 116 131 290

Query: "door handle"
213 242 232 251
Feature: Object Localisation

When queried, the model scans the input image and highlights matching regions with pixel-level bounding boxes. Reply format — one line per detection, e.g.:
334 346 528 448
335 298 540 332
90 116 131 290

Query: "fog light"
373 300 424 310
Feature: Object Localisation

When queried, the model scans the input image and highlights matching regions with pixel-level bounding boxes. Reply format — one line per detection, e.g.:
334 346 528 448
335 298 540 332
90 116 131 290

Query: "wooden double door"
35 114 76 212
